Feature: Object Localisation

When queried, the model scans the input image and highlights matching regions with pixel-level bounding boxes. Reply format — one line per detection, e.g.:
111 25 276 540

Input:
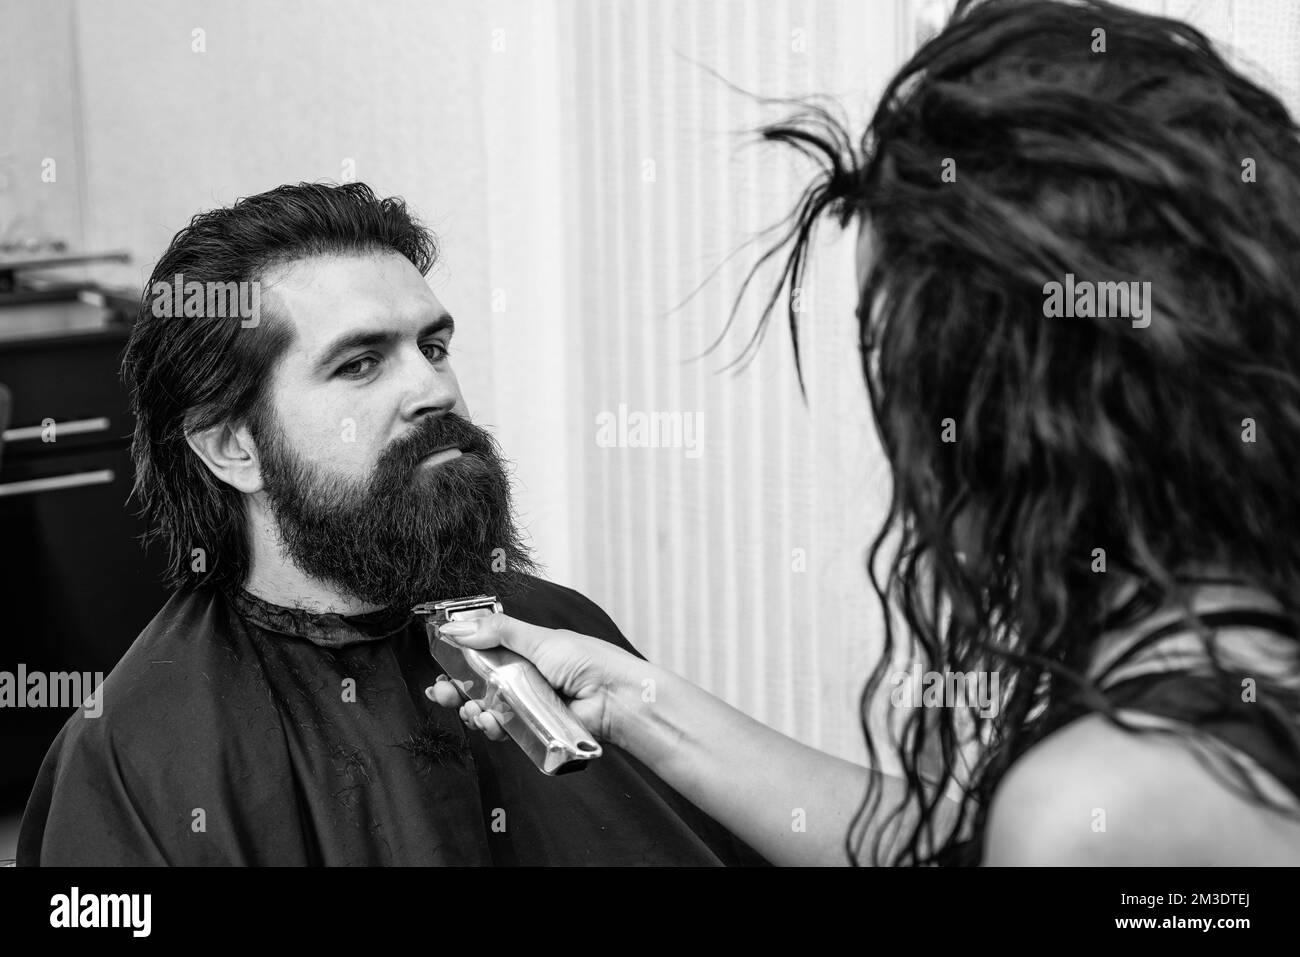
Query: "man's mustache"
378 412 494 478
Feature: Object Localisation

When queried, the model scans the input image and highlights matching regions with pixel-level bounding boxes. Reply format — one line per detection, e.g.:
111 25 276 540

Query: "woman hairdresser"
432 0 1300 865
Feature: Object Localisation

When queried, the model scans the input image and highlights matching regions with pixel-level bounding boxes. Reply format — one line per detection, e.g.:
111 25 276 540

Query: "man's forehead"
262 251 445 346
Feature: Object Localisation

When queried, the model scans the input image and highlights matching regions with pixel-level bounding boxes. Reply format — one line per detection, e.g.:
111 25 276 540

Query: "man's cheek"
327 416 383 465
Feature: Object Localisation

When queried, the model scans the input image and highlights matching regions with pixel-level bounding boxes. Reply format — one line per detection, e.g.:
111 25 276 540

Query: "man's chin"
341 572 523 614
318 539 529 611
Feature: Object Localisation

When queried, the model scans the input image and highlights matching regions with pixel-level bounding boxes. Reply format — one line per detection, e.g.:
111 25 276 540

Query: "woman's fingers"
474 710 507 740
438 612 546 659
438 613 604 701
427 677 461 709
457 698 507 741
426 679 506 739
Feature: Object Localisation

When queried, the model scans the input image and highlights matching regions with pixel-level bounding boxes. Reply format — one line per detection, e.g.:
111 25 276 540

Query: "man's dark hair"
121 182 438 593
739 0 1300 864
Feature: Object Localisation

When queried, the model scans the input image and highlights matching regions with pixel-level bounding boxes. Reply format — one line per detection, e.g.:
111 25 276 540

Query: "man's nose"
401 345 459 418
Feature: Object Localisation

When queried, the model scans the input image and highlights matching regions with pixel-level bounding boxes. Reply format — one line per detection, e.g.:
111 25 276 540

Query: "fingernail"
439 621 479 638
434 674 449 683
424 686 437 701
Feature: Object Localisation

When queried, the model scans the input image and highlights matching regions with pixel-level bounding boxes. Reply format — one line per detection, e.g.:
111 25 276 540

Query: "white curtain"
550 0 896 762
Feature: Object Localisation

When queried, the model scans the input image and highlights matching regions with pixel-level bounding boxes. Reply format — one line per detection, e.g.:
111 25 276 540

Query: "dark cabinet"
0 321 171 809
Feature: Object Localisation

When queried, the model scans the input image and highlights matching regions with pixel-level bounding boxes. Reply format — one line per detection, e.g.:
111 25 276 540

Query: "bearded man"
17 182 762 866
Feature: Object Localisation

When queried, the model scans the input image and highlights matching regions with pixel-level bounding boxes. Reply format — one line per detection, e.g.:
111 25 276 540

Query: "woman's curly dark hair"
736 0 1300 864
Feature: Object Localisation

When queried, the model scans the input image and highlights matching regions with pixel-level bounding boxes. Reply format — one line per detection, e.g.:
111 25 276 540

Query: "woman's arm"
613 657 921 865
432 613 958 866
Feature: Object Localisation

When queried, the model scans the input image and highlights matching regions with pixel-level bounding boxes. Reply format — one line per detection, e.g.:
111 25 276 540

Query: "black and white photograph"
0 0 1297 920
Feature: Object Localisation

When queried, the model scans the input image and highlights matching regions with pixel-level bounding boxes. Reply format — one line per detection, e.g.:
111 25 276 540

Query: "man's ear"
185 418 263 494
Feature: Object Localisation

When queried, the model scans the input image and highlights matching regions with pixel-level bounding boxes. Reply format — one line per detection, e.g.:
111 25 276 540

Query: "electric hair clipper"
412 595 602 775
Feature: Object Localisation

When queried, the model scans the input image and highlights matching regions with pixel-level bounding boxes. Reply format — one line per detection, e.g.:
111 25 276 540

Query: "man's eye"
338 356 378 378
422 341 451 362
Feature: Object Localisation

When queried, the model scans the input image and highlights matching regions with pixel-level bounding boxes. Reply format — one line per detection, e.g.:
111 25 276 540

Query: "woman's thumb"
439 612 543 660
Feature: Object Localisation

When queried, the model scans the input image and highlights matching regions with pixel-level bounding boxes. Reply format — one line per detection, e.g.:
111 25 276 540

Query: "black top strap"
1098 669 1300 804
1099 608 1300 680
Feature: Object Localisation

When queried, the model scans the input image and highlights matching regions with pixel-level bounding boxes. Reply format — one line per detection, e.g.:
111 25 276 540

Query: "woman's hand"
426 612 891 867
424 613 650 746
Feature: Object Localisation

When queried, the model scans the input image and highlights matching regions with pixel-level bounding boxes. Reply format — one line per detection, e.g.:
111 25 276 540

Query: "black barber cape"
18 576 765 865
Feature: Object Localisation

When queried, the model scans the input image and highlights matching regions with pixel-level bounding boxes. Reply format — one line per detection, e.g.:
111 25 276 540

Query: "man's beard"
253 409 538 612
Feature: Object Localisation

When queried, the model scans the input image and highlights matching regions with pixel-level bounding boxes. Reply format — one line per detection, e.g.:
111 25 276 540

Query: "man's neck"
242 510 385 616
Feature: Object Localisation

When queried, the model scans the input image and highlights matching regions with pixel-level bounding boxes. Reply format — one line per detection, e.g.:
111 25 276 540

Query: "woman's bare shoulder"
982 711 1300 865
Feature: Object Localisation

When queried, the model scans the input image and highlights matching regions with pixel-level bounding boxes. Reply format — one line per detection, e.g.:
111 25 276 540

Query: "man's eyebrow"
313 313 454 373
